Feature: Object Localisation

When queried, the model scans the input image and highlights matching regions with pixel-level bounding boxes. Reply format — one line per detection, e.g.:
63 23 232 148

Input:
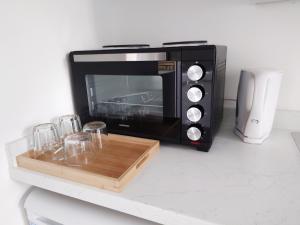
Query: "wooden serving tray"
16 134 159 192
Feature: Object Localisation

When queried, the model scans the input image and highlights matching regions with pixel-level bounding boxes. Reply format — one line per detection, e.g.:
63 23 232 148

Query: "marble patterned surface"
7 110 300 225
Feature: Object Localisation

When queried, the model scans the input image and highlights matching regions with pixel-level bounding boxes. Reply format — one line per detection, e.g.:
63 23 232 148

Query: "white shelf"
6 109 300 225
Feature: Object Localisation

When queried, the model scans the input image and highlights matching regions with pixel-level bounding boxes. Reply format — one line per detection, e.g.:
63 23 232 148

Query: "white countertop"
7 109 300 225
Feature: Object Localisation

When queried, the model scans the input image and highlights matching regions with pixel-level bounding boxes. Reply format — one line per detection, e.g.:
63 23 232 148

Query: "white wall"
0 0 100 224
95 0 300 111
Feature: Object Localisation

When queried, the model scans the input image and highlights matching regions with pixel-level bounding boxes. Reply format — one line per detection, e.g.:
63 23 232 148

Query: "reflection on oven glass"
94 91 163 119
85 74 163 120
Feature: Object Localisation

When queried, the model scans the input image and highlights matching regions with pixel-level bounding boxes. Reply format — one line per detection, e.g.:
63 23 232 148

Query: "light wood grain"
16 134 159 192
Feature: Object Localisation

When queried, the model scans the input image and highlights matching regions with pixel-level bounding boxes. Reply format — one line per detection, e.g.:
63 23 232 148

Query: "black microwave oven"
69 44 227 151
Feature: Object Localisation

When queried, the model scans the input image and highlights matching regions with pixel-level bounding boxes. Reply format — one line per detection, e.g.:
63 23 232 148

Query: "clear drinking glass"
58 114 82 138
83 121 108 151
64 132 95 167
32 123 62 159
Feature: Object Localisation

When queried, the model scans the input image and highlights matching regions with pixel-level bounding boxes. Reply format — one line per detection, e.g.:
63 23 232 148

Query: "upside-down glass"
83 121 108 151
58 114 82 138
63 132 96 167
32 123 62 159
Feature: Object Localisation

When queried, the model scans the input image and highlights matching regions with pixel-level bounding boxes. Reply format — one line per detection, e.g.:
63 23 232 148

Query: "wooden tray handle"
136 154 149 169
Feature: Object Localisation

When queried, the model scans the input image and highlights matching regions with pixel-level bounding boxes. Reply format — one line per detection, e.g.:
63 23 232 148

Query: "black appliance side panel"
68 54 90 123
166 50 182 118
181 46 216 151
211 46 227 137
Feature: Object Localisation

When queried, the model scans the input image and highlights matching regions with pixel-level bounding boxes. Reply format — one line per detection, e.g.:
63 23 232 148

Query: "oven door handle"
73 52 166 62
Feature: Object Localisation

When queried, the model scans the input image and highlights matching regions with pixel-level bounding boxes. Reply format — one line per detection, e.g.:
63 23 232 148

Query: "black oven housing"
69 45 227 151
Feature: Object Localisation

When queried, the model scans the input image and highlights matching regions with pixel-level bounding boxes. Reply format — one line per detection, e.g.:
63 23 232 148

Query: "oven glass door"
86 75 164 120
70 55 181 142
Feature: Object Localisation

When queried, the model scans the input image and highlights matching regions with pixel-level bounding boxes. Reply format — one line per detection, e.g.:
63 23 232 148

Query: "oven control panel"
181 61 213 150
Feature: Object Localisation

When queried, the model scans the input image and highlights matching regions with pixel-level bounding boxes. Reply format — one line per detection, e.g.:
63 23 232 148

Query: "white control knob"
187 107 202 122
187 87 203 102
187 65 204 81
187 127 202 141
